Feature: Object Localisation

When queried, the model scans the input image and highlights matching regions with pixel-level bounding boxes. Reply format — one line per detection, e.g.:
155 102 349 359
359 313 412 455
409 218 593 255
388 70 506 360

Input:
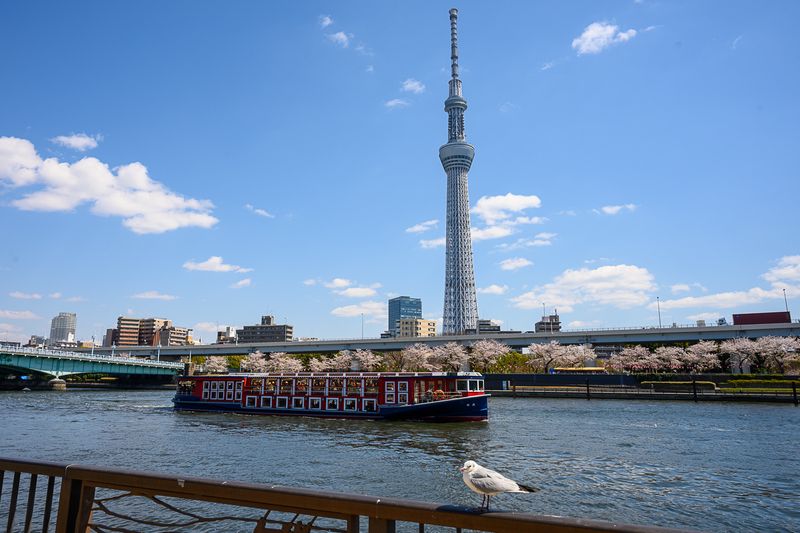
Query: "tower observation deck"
439 8 478 335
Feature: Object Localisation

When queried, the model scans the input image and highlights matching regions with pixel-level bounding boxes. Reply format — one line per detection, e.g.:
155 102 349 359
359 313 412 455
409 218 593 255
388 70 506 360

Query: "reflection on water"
1 390 799 532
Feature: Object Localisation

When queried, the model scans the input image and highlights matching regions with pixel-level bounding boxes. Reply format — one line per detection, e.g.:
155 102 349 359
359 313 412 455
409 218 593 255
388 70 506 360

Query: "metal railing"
0 457 693 533
2 347 183 369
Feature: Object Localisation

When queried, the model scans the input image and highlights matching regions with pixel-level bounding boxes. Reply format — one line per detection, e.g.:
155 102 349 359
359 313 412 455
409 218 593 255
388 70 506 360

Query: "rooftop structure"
49 312 76 344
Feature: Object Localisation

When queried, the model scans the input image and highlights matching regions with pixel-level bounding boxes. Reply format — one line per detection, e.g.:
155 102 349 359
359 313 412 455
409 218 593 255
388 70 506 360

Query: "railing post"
692 379 698 403
585 378 591 401
55 472 95 533
368 517 396 533
793 382 798 406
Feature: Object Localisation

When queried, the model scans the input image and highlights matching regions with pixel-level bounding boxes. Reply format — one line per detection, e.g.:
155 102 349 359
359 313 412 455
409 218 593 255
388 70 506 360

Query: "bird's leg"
480 494 486 510
486 494 491 511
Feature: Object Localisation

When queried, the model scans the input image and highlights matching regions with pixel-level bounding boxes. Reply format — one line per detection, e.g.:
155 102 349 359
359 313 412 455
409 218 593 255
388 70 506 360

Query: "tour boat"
173 371 488 422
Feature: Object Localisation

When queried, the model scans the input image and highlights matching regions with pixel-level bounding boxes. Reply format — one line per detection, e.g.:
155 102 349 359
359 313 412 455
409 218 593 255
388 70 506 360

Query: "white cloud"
541 62 555 71
51 133 101 152
401 79 425 94
132 291 178 301
0 323 26 343
385 98 410 109
337 287 377 298
245 203 274 218
324 278 352 289
512 264 656 312
762 255 800 284
331 300 386 319
477 284 509 295
192 322 221 333
326 31 351 48
405 219 438 233
670 284 690 294
49 292 62 299
9 291 42 300
366 65 374 73
230 278 252 289
303 279 318 286
0 137 218 234
66 296 85 302
559 210 577 216
655 256 800 311
567 320 602 329
420 237 446 249
319 15 334 28
472 193 542 225
183 256 253 273
595 203 636 215
499 102 517 113
686 312 723 322
731 35 743 50
572 22 637 55
0 310 39 320
471 225 514 241
500 258 533 271
535 232 557 240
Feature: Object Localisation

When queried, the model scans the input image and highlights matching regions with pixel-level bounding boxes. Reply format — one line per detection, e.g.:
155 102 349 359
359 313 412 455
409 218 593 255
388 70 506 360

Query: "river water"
0 390 798 532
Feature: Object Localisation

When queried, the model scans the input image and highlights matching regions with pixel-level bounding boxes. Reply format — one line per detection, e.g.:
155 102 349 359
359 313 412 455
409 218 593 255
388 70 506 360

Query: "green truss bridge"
0 346 183 379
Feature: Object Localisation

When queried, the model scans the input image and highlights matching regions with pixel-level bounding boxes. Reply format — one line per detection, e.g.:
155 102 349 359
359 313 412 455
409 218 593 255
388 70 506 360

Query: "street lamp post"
657 297 662 328
784 288 790 313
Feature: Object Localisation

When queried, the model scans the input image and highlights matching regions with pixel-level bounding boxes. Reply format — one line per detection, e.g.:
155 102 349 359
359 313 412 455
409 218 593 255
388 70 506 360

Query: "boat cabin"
177 371 485 416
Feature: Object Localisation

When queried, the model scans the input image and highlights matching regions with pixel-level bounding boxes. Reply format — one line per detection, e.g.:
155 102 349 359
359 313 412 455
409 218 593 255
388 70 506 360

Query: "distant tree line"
199 336 800 375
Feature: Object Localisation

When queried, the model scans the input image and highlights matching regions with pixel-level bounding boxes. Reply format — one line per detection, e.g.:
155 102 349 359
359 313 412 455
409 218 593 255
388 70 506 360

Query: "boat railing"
0 457 689 533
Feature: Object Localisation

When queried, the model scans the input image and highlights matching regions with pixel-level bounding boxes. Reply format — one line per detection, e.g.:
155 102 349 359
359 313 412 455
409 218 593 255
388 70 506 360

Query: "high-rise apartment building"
388 296 422 336
116 317 141 346
440 9 479 334
236 315 293 343
49 312 76 343
108 316 192 346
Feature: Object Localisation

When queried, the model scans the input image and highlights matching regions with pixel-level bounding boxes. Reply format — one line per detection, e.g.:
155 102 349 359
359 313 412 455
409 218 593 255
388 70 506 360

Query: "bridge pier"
48 378 67 391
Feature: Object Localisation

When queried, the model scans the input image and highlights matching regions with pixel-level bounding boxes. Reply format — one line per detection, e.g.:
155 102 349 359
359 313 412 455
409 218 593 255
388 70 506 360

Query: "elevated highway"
79 322 800 360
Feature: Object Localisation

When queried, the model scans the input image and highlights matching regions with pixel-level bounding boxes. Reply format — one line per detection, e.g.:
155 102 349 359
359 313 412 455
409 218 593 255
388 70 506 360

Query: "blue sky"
1 1 798 344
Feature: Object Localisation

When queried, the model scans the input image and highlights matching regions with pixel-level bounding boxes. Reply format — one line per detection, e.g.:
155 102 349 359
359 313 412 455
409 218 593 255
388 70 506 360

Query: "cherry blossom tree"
468 339 509 372
240 351 268 372
431 342 469 372
204 356 229 374
685 341 719 373
388 344 434 371
353 349 382 371
719 338 757 373
606 345 650 373
654 346 687 373
308 357 330 372
756 336 800 373
526 341 562 372
264 352 304 373
561 344 595 368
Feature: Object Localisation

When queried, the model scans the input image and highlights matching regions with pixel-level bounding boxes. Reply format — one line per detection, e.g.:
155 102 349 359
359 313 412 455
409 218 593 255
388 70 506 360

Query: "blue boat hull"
172 394 489 422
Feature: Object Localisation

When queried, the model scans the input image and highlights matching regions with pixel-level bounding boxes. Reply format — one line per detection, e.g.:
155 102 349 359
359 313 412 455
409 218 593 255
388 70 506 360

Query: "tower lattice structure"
439 8 478 335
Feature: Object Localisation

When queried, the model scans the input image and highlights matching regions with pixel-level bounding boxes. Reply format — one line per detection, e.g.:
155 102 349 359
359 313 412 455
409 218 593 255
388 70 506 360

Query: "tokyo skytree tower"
440 8 478 335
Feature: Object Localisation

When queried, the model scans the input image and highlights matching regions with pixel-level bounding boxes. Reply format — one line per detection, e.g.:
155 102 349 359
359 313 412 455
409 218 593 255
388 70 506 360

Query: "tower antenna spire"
450 8 459 80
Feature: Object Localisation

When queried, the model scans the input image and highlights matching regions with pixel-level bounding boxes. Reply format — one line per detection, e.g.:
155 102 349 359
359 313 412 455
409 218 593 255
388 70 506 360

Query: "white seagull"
459 460 538 511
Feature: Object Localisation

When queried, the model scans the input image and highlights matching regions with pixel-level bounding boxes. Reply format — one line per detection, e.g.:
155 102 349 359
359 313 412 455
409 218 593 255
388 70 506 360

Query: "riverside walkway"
0 346 183 378
0 457 694 533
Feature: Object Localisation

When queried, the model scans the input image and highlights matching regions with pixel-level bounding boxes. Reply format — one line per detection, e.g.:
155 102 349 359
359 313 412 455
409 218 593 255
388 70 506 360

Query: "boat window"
235 389 242 401
397 393 408 404
245 396 257 408
227 381 235 391
292 397 304 409
386 381 395 392
225 390 234 401
312 378 327 395
210 381 218 391
295 378 309 395
265 378 277 394
347 378 362 396
344 398 357 411
275 397 288 409
364 378 379 394
469 380 480 391
457 380 468 391
249 378 263 394
385 392 395 404
398 381 408 393
202 381 209 391
177 381 193 395
202 388 209 400
279 379 293 395
362 399 377 412
260 396 272 408
309 397 322 410
329 378 344 396
326 398 339 410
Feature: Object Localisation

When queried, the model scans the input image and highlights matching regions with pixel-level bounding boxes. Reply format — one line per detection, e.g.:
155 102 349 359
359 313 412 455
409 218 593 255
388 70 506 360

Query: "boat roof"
193 371 484 378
